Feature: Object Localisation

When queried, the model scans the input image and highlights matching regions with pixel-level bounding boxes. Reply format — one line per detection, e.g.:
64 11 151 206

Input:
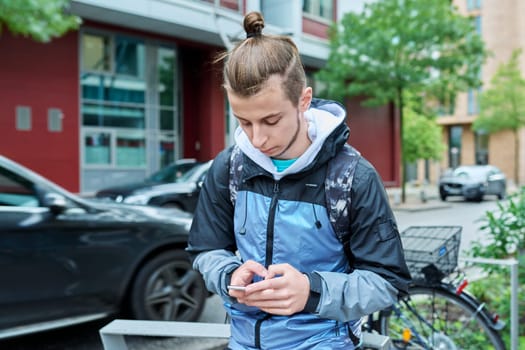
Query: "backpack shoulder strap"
325 144 361 242
229 143 361 245
229 145 243 205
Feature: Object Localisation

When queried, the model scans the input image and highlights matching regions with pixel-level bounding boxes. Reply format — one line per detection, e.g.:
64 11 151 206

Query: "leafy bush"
468 186 525 347
470 186 524 262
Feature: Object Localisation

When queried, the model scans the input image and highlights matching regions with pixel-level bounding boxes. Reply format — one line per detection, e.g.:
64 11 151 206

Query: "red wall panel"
345 97 400 186
181 47 225 161
0 32 80 191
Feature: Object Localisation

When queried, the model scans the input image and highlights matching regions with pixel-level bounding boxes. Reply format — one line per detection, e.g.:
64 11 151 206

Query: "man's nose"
251 124 267 148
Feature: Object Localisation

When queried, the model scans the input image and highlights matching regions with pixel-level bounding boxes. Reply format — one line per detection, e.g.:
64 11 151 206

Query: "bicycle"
364 226 506 350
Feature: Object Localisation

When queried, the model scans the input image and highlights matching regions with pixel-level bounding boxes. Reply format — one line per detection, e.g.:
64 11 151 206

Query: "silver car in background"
438 165 507 202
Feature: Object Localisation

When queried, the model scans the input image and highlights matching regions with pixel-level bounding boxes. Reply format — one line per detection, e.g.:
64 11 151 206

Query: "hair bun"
244 11 264 38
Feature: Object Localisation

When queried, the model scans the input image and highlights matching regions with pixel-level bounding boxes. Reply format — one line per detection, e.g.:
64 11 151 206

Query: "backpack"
228 144 361 252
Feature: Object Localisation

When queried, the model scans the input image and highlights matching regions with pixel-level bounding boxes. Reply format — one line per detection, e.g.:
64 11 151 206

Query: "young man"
187 11 410 350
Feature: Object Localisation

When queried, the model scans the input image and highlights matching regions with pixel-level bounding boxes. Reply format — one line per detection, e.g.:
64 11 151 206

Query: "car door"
0 165 117 330
486 168 505 195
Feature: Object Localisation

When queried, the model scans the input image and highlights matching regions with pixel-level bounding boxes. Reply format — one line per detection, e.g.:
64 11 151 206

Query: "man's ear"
299 87 313 112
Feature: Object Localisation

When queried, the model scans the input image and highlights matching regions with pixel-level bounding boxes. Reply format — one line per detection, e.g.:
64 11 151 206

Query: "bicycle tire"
379 285 505 350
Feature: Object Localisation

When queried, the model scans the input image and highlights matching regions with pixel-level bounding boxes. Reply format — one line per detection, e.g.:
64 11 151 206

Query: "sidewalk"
386 184 451 212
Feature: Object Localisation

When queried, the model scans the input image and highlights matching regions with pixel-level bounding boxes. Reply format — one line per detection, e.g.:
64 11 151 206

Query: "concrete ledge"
99 319 391 350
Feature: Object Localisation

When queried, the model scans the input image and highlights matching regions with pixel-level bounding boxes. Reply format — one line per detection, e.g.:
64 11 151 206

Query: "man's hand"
228 260 268 298
236 263 310 315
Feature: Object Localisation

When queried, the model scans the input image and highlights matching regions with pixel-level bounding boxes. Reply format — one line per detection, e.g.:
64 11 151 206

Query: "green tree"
317 0 486 202
403 94 444 164
473 49 525 185
0 0 81 42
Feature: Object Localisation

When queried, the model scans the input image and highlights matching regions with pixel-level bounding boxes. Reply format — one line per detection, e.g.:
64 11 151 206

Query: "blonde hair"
218 11 306 106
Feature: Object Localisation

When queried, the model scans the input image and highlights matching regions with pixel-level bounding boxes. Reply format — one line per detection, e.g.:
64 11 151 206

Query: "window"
474 130 489 165
84 131 111 165
80 32 179 175
157 47 178 168
83 129 147 168
16 106 31 131
467 0 482 11
115 36 145 78
303 0 333 21
467 89 480 115
0 167 38 207
48 108 63 132
81 33 147 168
82 33 111 72
116 130 146 167
82 103 145 128
159 136 176 168
473 16 481 34
449 126 463 168
158 47 176 131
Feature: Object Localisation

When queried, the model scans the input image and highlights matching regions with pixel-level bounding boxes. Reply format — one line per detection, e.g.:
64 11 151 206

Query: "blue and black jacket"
187 99 411 349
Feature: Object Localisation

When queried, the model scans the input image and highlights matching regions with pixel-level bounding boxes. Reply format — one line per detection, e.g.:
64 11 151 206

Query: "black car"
438 165 507 202
0 155 207 340
96 161 212 213
94 158 201 206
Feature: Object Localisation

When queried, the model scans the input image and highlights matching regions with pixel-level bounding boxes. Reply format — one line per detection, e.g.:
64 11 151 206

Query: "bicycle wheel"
379 285 505 350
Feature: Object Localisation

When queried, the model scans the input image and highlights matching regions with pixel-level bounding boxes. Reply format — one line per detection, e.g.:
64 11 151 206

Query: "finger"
242 260 269 278
265 263 293 278
230 260 268 285
245 276 284 293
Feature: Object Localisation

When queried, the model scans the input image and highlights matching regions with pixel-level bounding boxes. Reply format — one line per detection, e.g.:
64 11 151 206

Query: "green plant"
471 186 525 264
468 186 525 348
468 266 525 349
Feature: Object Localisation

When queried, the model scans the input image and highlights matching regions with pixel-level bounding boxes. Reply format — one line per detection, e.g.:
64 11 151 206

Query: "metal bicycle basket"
399 226 462 283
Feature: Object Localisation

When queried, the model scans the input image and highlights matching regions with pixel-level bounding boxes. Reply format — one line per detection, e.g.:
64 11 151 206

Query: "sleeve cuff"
304 272 322 313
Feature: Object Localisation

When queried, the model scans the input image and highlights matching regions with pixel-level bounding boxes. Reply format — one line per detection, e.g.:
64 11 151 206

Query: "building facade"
434 0 525 187
0 0 400 194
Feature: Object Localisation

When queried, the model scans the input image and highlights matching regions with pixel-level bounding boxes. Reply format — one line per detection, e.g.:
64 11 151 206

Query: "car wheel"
472 194 483 202
440 193 447 201
497 191 506 200
130 250 207 322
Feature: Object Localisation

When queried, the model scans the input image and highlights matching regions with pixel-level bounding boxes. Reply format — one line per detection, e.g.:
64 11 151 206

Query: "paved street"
393 196 500 254
0 196 502 350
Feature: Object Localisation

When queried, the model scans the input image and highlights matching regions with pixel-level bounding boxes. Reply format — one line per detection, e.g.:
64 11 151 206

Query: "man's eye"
265 118 280 125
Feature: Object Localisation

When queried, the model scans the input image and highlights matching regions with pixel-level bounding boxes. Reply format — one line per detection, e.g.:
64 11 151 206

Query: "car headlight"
123 193 151 205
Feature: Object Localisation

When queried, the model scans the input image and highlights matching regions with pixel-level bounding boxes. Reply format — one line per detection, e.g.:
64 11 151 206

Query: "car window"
0 167 39 207
175 163 207 183
455 171 469 178
453 166 487 180
148 162 198 183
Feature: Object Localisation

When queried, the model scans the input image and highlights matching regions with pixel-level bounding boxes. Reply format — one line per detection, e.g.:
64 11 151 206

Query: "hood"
87 198 193 230
440 176 483 186
234 98 349 180
96 180 161 197
96 181 196 200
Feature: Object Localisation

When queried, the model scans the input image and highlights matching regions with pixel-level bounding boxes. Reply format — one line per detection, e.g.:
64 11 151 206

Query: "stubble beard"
274 109 302 159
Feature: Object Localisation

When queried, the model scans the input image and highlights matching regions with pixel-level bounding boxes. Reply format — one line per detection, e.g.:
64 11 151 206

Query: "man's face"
228 76 312 160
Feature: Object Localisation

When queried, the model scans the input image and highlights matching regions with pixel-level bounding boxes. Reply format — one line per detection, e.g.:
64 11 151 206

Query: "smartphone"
227 285 246 291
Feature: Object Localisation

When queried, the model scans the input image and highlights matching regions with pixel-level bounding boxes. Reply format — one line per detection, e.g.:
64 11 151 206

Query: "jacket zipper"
255 181 279 348
265 180 279 267
254 313 272 348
